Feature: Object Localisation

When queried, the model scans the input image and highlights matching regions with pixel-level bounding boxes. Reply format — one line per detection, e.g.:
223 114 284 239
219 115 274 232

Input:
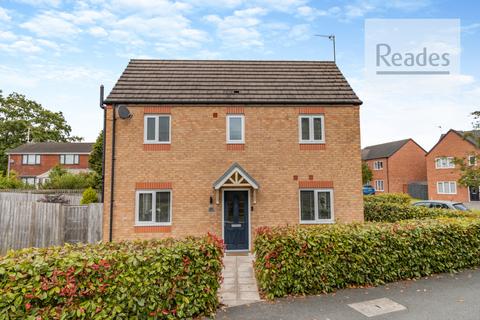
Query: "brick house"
6 142 93 186
426 129 479 202
102 59 364 252
362 139 427 193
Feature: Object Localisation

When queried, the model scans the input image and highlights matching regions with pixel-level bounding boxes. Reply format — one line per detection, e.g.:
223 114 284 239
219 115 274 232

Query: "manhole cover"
348 297 406 317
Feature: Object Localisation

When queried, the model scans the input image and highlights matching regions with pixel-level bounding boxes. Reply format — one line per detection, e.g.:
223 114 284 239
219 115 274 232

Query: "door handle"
231 224 242 228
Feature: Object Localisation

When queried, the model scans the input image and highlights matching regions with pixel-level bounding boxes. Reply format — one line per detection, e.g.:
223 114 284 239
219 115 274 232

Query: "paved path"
216 268 480 319
218 255 261 307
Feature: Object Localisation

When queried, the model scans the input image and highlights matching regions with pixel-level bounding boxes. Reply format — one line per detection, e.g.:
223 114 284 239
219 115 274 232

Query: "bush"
0 235 224 319
0 171 30 189
254 218 480 299
364 196 476 222
41 166 95 190
80 187 98 204
364 193 411 205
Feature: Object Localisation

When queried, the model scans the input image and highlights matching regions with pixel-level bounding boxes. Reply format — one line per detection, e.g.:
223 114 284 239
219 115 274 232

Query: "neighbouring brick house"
102 59 364 252
362 139 427 194
6 142 93 186
426 129 479 202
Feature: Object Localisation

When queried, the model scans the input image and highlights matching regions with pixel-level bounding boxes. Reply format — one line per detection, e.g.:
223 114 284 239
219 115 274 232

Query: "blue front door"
224 190 249 251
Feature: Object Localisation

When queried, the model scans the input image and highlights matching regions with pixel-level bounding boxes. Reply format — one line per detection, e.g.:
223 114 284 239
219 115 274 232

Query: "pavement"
215 268 480 320
218 255 262 307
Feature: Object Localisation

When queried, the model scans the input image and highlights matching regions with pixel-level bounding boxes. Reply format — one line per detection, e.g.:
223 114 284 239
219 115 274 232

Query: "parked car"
412 200 469 211
363 185 376 195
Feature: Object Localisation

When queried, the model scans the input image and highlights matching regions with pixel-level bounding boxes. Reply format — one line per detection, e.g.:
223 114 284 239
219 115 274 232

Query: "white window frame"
226 114 245 144
22 154 41 165
437 181 457 194
144 115 171 144
135 190 172 226
435 157 455 169
373 161 384 170
375 180 384 191
298 115 325 144
21 177 36 185
469 155 477 166
60 154 79 165
299 189 334 224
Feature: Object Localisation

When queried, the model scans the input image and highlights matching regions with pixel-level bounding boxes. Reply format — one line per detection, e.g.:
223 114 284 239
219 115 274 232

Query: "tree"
454 111 480 188
88 131 103 191
362 162 373 185
0 91 82 174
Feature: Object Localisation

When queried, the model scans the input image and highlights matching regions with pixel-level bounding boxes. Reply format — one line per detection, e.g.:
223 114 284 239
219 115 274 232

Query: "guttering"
102 100 363 106
99 85 105 202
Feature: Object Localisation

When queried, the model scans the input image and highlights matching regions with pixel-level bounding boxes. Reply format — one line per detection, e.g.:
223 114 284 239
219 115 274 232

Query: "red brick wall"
426 131 476 202
9 154 90 177
103 104 364 244
365 157 388 193
388 140 427 193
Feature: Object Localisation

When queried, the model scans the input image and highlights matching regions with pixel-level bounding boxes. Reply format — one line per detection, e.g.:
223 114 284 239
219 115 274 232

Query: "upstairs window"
435 157 454 169
299 115 324 143
22 154 40 165
60 154 79 165
469 155 477 166
227 115 244 144
300 189 334 223
144 115 171 144
373 161 383 170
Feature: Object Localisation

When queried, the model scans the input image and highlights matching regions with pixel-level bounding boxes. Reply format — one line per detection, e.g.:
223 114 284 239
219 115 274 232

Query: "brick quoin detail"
144 106 171 114
226 144 245 151
143 144 171 151
134 226 172 233
298 107 325 114
299 181 334 188
300 144 326 151
135 182 172 189
226 106 245 114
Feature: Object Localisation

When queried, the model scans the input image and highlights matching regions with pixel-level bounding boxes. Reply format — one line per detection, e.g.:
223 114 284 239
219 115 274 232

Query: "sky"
0 0 479 150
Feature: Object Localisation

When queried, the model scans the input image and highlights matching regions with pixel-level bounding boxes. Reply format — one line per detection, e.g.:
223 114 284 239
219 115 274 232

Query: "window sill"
134 225 172 233
300 221 334 225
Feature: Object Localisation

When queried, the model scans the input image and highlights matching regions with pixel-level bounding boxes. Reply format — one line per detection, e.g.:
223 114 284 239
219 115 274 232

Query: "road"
215 268 480 320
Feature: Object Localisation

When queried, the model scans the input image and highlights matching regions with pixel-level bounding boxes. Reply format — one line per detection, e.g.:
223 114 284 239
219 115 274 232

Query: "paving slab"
218 254 262 307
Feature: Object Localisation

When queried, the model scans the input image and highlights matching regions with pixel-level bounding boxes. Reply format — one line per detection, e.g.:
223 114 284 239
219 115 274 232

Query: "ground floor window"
135 190 172 225
300 189 334 223
21 177 36 185
375 180 384 191
437 181 456 194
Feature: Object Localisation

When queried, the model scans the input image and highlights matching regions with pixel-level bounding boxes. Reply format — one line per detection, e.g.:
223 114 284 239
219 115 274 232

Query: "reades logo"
365 19 459 77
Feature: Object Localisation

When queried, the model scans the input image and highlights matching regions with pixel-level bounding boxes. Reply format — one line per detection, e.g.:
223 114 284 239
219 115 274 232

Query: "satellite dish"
117 105 132 119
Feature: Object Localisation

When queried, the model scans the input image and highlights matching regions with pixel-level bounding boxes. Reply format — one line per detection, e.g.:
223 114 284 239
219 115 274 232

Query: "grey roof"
213 162 259 190
7 142 94 154
362 139 411 160
456 130 480 147
105 59 362 105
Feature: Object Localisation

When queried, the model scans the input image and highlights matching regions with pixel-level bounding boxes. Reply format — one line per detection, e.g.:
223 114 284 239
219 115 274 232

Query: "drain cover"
348 297 407 317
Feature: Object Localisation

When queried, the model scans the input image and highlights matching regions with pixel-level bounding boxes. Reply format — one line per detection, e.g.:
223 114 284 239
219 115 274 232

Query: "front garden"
254 194 480 299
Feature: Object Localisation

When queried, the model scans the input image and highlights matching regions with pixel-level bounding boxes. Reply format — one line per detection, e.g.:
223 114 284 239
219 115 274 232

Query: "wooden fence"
0 191 83 205
0 201 103 255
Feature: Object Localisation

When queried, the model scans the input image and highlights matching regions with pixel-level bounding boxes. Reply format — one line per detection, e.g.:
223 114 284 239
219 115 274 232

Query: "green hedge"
364 195 476 222
364 193 411 205
254 218 480 299
0 235 224 319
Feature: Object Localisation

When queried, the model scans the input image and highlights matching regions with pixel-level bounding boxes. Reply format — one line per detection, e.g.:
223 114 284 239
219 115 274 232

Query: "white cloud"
462 23 480 34
205 7 267 48
88 26 108 37
21 11 81 38
0 31 17 41
0 38 43 53
14 0 62 7
0 7 11 22
296 5 339 21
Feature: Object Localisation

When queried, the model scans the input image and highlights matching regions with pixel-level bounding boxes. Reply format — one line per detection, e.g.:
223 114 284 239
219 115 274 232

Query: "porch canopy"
213 163 259 204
